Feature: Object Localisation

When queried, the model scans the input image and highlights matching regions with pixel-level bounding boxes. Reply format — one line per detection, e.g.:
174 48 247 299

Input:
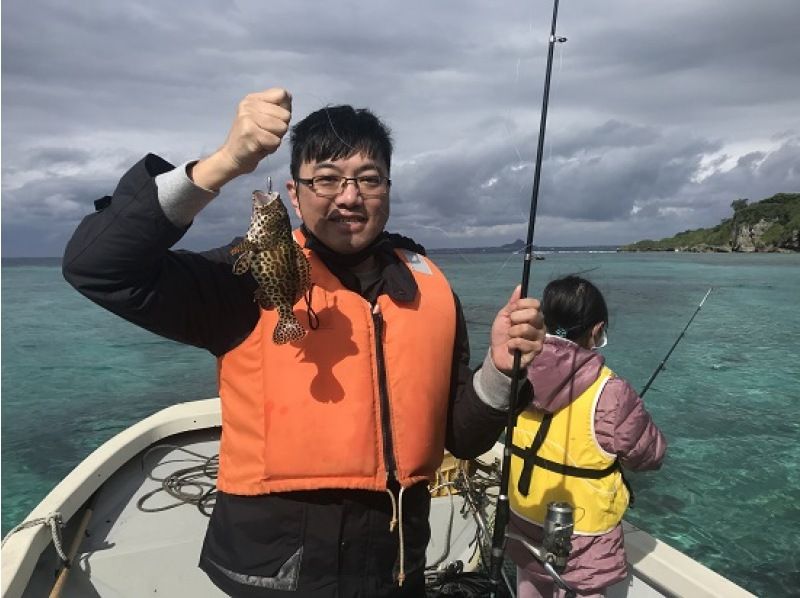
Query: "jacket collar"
299 225 423 303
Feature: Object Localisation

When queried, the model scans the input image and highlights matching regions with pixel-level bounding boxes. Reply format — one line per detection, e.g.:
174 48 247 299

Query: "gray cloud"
3 0 800 255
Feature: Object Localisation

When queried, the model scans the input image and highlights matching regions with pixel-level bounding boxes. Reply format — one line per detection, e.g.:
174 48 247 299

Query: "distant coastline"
621 192 800 253
428 239 619 255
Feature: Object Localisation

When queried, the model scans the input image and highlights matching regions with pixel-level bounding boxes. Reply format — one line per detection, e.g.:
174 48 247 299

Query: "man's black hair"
542 275 609 341
289 105 393 179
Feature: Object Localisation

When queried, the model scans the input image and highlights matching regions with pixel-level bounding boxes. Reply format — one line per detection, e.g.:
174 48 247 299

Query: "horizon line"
1 244 627 260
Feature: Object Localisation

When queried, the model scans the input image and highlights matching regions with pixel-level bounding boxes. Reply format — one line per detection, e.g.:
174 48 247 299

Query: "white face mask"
593 328 608 350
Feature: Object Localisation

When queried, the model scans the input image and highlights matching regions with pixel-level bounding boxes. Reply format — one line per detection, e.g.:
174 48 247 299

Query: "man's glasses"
296 175 391 199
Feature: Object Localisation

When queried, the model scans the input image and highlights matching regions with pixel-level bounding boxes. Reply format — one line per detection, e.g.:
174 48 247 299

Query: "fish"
231 188 311 344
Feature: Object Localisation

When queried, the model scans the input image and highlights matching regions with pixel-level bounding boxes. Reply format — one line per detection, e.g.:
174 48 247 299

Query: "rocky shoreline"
622 193 800 253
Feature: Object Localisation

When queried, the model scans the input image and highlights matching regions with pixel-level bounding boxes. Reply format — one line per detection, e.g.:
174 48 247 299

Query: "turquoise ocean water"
2 252 798 596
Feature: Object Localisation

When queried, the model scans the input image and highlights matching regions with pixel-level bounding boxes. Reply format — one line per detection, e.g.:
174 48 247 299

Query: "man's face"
287 152 390 255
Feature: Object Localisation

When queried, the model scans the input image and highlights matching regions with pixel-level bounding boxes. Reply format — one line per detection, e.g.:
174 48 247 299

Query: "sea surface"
2 252 799 596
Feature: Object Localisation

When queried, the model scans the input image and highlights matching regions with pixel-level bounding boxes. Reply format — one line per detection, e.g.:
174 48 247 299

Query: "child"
506 275 667 598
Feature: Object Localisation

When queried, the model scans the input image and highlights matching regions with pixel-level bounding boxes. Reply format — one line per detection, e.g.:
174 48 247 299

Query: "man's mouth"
329 214 366 224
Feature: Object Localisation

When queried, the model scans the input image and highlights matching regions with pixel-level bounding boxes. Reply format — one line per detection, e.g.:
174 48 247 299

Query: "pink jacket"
506 335 667 592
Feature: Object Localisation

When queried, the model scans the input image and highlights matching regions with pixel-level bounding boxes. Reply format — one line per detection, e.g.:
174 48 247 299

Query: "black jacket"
62 154 530 597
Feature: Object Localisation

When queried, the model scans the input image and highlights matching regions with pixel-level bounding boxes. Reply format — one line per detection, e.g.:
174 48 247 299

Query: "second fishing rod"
640 287 713 397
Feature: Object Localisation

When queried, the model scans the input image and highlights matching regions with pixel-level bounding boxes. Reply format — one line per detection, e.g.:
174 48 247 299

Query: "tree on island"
731 198 748 212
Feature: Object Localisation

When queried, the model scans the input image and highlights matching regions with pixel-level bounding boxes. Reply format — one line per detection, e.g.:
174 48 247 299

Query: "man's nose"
335 179 362 206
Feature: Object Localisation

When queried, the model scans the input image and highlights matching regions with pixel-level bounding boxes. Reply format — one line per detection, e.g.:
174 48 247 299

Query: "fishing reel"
506 501 578 597
541 501 573 572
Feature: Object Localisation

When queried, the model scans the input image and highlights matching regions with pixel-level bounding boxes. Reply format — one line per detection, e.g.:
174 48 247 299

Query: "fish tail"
273 309 306 345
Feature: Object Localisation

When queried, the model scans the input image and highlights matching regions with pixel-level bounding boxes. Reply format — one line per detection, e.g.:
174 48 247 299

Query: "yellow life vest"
509 366 629 535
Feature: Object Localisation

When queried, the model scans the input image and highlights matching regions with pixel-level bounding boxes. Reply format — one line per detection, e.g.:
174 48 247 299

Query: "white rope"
385 485 407 587
397 485 407 587
1 511 69 565
136 444 218 516
385 488 398 533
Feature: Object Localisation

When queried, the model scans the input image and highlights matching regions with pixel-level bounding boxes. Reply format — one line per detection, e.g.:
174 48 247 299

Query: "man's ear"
591 321 604 339
286 180 302 220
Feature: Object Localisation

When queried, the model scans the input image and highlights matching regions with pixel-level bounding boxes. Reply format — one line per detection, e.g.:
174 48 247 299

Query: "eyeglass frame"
295 175 392 199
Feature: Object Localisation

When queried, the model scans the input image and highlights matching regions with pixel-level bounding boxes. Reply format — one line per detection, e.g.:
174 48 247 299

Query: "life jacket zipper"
371 304 397 478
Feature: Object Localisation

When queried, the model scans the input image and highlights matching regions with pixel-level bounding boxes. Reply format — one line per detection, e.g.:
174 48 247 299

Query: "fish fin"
231 239 257 255
273 309 306 345
295 249 312 296
254 288 274 310
233 252 252 275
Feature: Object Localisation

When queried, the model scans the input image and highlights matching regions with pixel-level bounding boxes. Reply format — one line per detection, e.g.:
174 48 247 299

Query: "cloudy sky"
3 0 799 256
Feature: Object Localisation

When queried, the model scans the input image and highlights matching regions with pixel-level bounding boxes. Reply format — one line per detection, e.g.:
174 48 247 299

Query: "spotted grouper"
231 188 311 344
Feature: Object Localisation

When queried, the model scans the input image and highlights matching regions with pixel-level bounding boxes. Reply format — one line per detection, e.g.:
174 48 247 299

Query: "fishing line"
322 104 358 153
305 89 360 153
488 0 568 594
543 37 565 175
503 118 526 168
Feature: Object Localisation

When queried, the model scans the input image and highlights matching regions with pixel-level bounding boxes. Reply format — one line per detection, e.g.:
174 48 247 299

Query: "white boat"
1 399 754 598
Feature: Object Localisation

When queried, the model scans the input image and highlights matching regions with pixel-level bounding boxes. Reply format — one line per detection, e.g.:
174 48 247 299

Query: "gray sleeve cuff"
154 161 218 227
473 350 515 411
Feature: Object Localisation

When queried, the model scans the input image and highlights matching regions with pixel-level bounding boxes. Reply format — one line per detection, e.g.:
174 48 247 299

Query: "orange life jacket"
216 229 457 495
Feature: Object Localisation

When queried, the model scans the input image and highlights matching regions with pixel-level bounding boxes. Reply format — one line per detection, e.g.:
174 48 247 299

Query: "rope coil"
2 511 69 566
136 444 218 516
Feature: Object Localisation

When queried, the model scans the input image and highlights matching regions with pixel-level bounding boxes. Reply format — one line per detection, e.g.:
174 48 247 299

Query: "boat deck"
4 400 753 598
19 430 493 597
21 431 226 597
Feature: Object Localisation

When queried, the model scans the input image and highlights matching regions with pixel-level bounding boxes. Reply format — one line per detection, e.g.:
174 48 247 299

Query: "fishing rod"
640 287 713 397
488 1 568 596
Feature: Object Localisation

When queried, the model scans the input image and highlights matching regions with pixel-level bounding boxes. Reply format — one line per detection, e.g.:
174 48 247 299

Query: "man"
63 88 545 597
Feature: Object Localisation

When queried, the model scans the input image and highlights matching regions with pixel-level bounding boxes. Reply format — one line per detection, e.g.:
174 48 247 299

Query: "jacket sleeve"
595 378 667 471
444 294 532 459
62 154 260 356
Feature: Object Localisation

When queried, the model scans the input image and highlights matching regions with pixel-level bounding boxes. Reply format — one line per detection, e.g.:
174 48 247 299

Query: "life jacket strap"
512 442 638 506
512 437 618 474
513 413 553 497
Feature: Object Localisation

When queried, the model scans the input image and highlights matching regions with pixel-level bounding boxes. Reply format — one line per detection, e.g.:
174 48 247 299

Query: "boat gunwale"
1 398 222 598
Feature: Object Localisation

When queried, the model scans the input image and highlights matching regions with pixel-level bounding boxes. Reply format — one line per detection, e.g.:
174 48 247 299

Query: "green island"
622 192 800 252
